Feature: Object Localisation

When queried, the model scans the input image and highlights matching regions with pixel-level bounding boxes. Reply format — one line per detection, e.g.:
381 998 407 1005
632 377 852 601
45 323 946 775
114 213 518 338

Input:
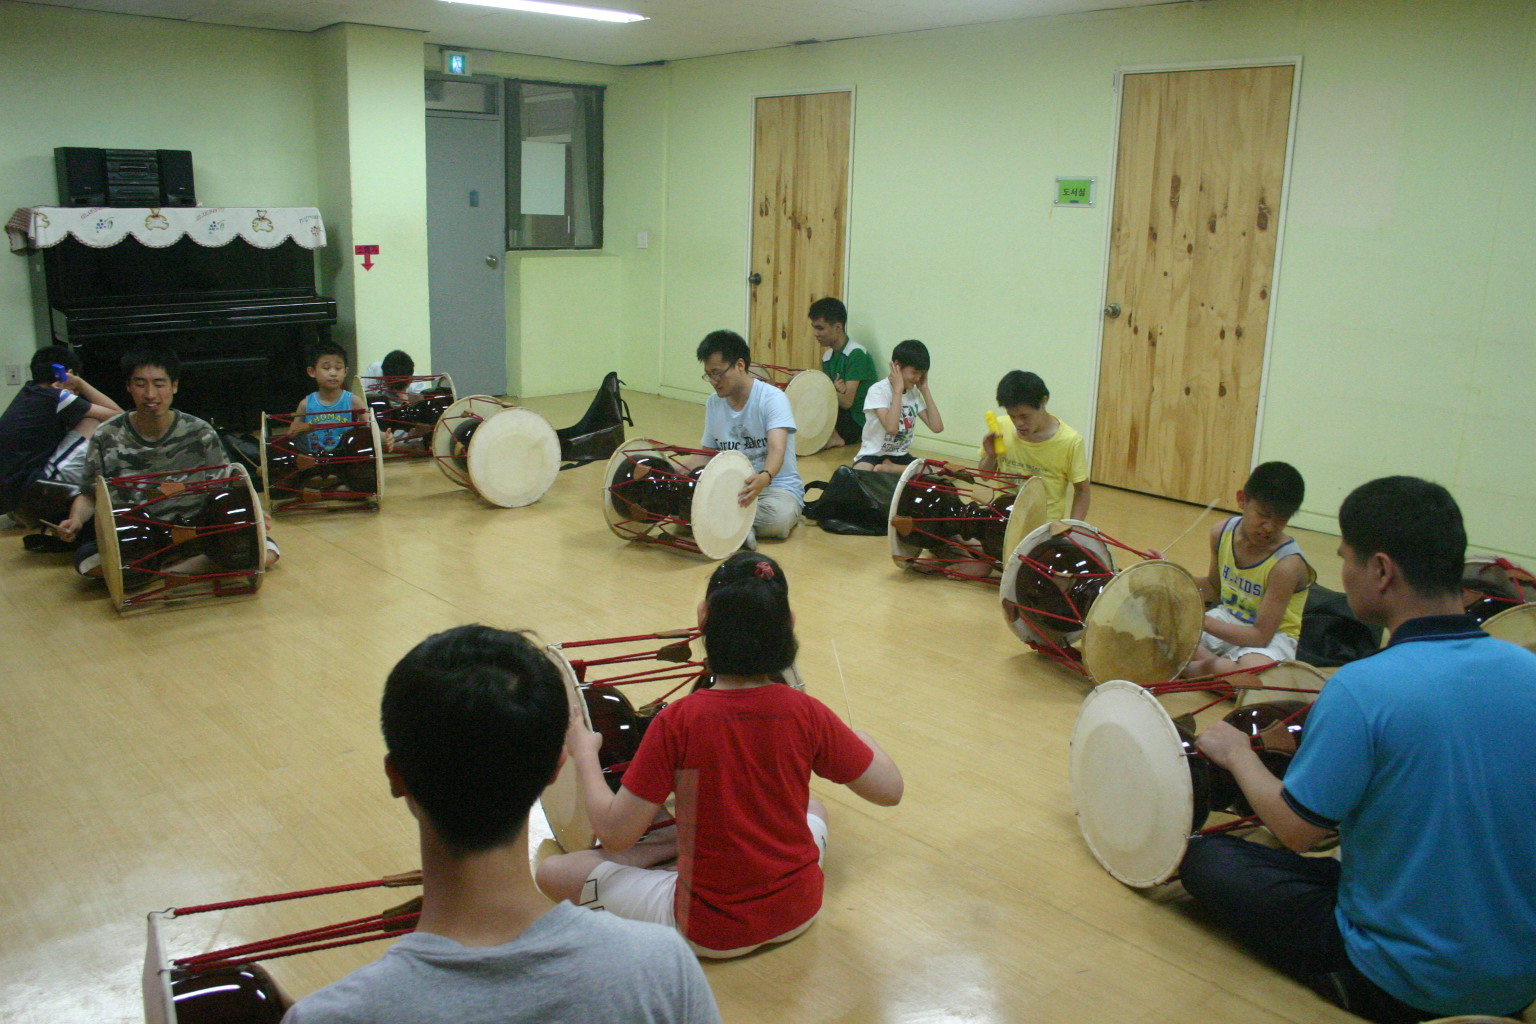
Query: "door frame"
1085 57 1303 482
739 86 858 372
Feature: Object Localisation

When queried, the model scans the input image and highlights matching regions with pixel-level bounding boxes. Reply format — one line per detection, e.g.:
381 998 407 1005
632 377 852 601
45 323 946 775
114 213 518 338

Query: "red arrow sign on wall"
354 244 380 270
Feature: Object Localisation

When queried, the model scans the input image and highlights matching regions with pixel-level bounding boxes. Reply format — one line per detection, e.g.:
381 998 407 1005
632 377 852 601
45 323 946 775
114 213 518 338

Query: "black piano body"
31 234 337 432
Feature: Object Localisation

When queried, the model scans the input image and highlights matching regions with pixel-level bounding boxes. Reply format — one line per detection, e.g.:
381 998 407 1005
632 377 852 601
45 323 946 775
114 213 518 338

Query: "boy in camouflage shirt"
58 347 278 576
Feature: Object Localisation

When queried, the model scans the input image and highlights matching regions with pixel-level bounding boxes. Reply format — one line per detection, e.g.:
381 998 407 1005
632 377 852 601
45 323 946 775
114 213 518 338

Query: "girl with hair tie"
538 552 903 958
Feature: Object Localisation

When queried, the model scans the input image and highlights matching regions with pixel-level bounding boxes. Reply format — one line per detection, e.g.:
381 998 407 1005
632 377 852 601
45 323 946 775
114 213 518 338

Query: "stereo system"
54 147 197 208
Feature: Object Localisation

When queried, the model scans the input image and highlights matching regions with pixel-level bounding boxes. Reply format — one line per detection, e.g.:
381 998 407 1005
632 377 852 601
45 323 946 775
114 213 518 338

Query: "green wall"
645 0 1536 557
0 3 320 396
318 23 432 375
429 47 669 396
2 0 1531 558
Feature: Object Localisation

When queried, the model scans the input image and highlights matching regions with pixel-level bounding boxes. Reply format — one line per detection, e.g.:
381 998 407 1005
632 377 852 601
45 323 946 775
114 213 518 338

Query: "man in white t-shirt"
691 330 803 542
854 339 944 472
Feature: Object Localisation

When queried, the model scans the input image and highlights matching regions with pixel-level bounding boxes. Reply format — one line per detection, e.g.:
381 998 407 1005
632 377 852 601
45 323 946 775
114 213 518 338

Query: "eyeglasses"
700 367 731 383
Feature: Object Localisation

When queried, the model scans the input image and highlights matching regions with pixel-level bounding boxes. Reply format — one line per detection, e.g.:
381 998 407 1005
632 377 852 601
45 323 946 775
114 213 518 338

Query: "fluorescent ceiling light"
441 0 648 22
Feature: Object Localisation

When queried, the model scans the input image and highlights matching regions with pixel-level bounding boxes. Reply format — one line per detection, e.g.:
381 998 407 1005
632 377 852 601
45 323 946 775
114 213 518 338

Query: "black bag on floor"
802 466 899 536
1297 584 1383 667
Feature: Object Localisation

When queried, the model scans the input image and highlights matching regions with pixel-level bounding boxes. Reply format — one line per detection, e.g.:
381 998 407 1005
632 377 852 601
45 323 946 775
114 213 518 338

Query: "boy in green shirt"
811 297 877 450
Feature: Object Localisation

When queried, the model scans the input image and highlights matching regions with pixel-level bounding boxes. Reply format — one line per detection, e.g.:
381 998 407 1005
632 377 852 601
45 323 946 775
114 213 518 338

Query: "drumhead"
1001 476 1049 564
258 415 271 497
465 408 560 508
540 645 596 853
784 369 838 456
1081 560 1204 686
601 438 671 540
233 462 267 593
1000 520 1116 646
1070 680 1193 888
887 458 930 570
95 475 126 611
690 449 756 560
1233 660 1329 708
432 395 515 488
1483 603 1536 654
367 413 385 504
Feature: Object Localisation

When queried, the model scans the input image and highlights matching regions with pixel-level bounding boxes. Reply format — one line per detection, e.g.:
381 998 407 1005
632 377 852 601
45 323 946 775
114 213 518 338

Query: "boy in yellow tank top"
978 371 1090 521
1184 461 1315 678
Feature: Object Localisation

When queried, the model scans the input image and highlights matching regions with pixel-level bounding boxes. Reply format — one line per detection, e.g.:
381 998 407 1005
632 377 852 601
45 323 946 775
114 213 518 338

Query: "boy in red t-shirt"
537 553 904 957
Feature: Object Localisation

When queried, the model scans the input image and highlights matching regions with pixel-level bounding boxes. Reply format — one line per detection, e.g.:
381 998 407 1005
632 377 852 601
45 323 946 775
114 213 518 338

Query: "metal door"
427 113 508 396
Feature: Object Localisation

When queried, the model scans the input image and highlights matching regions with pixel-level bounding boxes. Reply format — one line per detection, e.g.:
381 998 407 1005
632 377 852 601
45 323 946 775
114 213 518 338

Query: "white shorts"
43 431 90 487
580 812 828 957
1199 605 1298 663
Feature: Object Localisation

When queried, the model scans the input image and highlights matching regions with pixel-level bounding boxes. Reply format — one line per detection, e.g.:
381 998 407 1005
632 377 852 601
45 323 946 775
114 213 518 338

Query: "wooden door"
1094 66 1294 505
748 92 851 370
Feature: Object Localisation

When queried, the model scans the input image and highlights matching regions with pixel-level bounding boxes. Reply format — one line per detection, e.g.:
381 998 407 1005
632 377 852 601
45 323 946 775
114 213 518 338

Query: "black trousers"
1179 836 1440 1024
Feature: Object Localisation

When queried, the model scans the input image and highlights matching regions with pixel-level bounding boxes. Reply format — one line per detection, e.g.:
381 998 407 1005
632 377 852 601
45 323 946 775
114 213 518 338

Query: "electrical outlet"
3 364 21 386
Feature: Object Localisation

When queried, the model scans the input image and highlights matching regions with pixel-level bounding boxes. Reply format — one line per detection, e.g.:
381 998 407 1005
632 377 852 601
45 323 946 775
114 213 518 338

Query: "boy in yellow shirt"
979 370 1089 521
1183 461 1315 678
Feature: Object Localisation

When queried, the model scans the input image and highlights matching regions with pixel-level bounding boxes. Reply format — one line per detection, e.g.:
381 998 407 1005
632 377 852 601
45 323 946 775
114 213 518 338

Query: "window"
504 80 603 250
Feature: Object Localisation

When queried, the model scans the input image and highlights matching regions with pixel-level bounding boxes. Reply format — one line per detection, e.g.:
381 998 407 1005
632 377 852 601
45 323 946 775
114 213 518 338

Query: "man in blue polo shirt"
1179 476 1536 1023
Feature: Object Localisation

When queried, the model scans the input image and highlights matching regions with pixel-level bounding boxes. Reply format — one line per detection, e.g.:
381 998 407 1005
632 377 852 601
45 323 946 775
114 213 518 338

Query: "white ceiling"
26 0 1180 65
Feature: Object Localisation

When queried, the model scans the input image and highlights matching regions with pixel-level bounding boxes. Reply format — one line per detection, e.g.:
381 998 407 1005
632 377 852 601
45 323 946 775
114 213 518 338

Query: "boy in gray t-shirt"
282 626 720 1024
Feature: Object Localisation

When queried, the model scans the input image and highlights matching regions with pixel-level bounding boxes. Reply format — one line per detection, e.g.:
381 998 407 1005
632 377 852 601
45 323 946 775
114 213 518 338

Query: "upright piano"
13 206 337 432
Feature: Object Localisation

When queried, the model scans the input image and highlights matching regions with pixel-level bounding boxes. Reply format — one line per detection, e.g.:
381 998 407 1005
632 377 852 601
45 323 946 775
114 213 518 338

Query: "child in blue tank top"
287 341 370 453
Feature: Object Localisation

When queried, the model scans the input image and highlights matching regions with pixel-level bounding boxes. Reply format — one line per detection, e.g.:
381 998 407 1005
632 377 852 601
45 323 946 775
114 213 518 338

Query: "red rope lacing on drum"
894 460 1039 585
264 410 380 511
167 872 424 973
1462 557 1535 612
605 445 720 556
1001 523 1127 673
108 465 263 605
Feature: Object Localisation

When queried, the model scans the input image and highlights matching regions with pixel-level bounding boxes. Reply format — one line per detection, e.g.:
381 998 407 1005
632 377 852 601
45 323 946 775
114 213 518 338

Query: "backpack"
802 465 900 536
1296 585 1383 667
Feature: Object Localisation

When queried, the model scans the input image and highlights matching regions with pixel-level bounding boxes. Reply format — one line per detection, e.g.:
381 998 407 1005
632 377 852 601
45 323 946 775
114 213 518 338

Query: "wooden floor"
1 390 1383 1024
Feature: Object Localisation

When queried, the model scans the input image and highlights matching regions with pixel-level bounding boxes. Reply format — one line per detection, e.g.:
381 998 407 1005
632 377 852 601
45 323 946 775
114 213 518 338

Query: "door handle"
748 272 762 286
486 255 500 268
1103 302 1122 318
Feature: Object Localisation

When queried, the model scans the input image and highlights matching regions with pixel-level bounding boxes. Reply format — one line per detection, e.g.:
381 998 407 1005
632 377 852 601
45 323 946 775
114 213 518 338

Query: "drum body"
1071 680 1313 888
750 364 838 455
602 439 756 560
1000 520 1115 646
1232 659 1329 708
542 630 708 851
95 463 266 613
13 477 75 529
1463 557 1535 625
888 459 1046 581
363 373 456 458
431 396 560 508
167 964 290 1024
260 411 383 514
